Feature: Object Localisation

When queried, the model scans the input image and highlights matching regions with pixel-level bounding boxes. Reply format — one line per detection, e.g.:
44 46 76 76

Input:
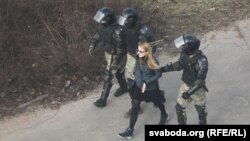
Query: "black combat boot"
195 105 207 125
114 70 128 97
175 103 187 125
94 81 112 107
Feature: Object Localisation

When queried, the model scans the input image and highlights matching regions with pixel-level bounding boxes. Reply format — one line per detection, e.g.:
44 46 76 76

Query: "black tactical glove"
160 67 165 73
182 92 191 100
161 63 174 73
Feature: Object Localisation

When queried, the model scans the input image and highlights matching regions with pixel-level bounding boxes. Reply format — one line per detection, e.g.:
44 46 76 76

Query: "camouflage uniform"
90 7 128 108
104 52 126 75
177 83 206 108
162 50 208 125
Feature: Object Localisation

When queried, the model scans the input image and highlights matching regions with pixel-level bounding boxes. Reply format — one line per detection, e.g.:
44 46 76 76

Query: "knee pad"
116 67 125 75
104 70 113 82
195 105 207 125
175 103 185 113
195 105 207 116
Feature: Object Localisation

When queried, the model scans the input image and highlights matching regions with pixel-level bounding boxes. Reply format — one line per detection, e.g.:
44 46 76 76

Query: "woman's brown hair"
138 41 159 69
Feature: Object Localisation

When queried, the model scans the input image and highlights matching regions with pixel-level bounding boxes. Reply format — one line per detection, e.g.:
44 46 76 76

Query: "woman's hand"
142 83 146 93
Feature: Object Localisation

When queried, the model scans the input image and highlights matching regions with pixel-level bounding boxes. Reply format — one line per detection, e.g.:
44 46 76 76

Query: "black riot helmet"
174 34 200 55
118 7 138 28
93 7 116 26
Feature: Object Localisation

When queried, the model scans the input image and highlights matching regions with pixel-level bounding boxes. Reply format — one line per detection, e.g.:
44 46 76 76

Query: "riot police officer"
89 7 128 107
161 34 209 125
116 7 158 116
116 7 155 88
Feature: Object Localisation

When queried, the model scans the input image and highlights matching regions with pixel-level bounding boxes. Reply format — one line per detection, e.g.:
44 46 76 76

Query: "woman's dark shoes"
118 127 134 140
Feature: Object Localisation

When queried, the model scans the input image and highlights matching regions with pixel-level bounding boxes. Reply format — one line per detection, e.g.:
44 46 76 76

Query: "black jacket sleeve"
144 68 162 85
161 54 184 72
187 56 209 95
90 31 101 48
197 56 208 80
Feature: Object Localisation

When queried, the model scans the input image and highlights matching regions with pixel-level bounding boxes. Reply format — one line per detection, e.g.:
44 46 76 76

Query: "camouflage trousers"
105 52 126 76
125 53 136 81
177 83 206 108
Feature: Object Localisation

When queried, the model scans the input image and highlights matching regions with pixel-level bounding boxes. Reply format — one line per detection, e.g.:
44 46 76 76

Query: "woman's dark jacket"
134 56 161 91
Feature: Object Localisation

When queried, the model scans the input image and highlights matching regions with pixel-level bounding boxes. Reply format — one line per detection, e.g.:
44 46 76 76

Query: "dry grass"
0 0 249 120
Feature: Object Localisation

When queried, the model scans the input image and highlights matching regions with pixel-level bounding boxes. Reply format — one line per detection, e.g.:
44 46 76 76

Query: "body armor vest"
122 23 142 54
181 50 207 86
99 23 117 52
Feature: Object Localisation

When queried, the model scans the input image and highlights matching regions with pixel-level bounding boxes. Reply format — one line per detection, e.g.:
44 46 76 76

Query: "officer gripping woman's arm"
161 35 208 99
161 55 208 99
160 34 209 125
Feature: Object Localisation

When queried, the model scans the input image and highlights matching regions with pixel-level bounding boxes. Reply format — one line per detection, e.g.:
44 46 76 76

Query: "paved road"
0 19 250 141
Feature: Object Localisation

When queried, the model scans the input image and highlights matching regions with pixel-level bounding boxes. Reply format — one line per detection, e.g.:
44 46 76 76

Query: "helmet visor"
117 16 127 26
174 35 185 48
93 11 105 23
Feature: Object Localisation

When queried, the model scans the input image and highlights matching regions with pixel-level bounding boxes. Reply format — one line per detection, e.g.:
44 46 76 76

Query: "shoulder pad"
198 52 208 62
139 25 150 35
197 56 208 69
198 56 208 64
139 25 154 42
